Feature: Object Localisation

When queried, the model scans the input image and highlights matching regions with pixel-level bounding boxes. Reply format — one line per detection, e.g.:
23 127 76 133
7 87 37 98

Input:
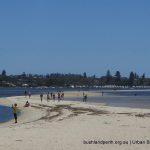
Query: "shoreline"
1 92 150 150
1 92 150 125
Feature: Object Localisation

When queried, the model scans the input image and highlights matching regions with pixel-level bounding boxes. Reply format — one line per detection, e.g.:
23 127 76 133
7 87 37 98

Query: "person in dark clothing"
40 93 43 102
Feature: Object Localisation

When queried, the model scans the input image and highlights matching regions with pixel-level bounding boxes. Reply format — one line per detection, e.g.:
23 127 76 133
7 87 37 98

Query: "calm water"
66 90 150 109
0 105 13 123
66 96 150 109
1 87 150 123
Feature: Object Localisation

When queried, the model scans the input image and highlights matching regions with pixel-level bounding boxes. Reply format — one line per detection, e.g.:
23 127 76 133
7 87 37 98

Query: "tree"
134 72 139 79
115 71 121 85
2 70 6 76
140 73 145 86
106 70 111 77
106 70 112 84
83 72 87 79
21 72 26 77
115 71 121 80
129 72 135 87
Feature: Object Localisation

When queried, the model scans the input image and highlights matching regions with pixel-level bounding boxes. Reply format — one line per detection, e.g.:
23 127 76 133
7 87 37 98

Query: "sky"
0 0 150 77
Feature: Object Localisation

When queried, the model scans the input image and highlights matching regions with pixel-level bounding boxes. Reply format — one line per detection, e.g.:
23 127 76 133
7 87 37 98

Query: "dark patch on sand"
16 140 23 142
135 113 150 118
26 104 148 125
37 104 109 122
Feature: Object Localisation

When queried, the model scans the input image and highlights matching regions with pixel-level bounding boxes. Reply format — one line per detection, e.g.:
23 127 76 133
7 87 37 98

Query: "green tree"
106 70 112 84
83 72 87 79
2 70 6 76
129 72 135 87
140 73 145 86
115 71 121 85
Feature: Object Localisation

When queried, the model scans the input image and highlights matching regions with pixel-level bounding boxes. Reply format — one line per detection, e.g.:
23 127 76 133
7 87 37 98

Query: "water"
1 87 150 123
108 89 150 96
0 105 13 123
65 90 150 109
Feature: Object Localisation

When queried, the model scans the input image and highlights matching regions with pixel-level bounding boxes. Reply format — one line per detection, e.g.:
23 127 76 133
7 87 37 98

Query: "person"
83 94 87 102
58 92 60 102
47 92 50 102
50 92 53 99
24 101 30 107
61 92 64 100
28 91 31 98
84 95 87 102
53 93 55 100
24 91 27 98
12 103 18 123
40 93 43 102
102 91 104 96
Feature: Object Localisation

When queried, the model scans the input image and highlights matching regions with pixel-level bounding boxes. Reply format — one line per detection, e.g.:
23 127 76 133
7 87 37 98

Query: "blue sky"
0 0 150 77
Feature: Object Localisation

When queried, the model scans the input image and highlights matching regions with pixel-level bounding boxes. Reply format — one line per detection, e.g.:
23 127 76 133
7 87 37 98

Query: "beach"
0 91 150 150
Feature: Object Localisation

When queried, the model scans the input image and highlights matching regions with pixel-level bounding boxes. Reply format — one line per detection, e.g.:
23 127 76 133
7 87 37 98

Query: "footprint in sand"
16 140 23 142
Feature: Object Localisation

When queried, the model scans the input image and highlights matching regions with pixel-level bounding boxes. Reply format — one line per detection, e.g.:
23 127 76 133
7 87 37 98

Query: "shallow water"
0 106 13 123
65 95 150 109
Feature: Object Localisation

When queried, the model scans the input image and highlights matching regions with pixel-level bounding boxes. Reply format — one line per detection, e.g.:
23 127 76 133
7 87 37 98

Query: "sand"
0 91 150 150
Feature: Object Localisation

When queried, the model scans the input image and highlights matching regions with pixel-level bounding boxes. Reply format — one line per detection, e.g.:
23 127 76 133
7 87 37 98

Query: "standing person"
83 94 87 102
40 93 43 102
84 94 87 102
47 92 50 102
102 91 104 96
50 92 53 99
12 103 18 123
28 91 31 98
61 92 64 100
53 93 55 101
24 90 27 98
58 92 60 102
83 91 85 97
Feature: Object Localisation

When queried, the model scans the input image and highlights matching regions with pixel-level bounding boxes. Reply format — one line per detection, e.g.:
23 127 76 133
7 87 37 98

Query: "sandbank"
0 91 150 150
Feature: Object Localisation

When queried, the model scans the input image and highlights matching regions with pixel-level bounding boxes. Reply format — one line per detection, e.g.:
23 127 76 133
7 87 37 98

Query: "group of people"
40 91 64 102
24 90 31 98
12 90 90 123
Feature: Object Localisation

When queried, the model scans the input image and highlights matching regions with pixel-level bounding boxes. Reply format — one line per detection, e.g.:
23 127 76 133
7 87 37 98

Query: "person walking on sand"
12 103 18 123
28 91 31 98
40 93 43 102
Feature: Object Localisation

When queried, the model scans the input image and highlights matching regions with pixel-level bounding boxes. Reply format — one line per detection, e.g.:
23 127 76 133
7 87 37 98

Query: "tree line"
0 69 149 87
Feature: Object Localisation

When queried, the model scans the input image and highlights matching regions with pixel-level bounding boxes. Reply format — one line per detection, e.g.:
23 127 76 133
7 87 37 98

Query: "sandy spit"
0 91 150 150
